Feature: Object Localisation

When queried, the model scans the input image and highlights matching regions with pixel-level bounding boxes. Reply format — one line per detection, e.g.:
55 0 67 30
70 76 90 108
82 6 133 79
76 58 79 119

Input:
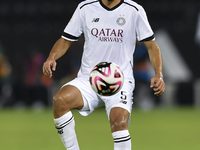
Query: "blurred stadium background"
0 0 200 149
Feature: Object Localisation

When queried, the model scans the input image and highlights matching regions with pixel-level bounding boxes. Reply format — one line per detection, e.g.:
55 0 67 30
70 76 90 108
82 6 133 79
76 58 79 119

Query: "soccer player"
42 0 165 149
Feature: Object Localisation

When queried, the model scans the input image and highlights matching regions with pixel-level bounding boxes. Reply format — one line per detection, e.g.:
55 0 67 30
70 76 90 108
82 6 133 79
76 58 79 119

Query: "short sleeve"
61 5 83 41
135 6 155 42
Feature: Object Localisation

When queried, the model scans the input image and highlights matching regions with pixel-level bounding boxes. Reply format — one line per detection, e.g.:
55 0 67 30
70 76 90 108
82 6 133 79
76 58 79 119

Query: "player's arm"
144 40 165 96
43 38 73 78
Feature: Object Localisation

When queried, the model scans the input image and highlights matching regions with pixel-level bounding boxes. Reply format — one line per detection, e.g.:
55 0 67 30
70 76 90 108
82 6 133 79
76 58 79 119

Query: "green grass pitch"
0 107 200 150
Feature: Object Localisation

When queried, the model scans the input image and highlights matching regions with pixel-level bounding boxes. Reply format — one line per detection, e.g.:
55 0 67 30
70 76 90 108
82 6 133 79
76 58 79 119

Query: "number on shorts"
120 91 127 104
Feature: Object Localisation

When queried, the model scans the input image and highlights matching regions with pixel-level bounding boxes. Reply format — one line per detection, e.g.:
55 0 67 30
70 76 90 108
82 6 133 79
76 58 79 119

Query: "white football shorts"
62 76 135 119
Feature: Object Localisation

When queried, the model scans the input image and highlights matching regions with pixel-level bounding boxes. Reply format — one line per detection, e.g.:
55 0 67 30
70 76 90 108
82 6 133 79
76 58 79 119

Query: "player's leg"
53 85 84 118
110 107 131 150
104 78 134 150
53 85 84 150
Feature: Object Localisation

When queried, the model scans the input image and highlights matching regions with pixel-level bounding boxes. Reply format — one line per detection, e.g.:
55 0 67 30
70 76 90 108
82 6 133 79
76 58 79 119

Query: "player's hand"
150 76 165 96
43 57 57 78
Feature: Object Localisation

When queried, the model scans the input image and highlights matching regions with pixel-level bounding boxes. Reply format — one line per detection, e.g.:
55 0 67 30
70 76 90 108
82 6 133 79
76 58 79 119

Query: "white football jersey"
62 0 154 79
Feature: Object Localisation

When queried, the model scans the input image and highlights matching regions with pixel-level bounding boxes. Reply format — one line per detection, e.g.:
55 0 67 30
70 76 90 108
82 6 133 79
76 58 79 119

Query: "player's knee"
53 93 72 112
110 120 128 132
53 94 63 106
110 108 129 132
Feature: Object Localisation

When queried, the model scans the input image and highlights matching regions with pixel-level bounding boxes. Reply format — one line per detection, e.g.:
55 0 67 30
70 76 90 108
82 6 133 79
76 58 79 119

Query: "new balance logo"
120 100 127 104
92 18 100 22
57 129 63 134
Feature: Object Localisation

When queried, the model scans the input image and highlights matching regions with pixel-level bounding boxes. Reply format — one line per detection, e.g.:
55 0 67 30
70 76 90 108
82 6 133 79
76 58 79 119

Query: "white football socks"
54 111 80 150
112 130 131 150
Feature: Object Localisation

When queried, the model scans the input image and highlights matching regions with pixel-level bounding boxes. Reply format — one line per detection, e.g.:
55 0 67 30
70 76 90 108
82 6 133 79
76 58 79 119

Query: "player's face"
107 0 114 1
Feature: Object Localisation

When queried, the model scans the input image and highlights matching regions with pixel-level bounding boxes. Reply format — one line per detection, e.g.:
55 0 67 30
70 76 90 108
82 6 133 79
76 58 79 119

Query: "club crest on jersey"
116 17 126 26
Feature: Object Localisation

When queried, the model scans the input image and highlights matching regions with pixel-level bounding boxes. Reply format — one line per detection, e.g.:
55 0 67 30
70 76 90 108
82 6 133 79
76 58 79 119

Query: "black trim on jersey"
62 32 79 40
80 0 98 9
139 34 155 42
123 2 138 11
99 0 124 11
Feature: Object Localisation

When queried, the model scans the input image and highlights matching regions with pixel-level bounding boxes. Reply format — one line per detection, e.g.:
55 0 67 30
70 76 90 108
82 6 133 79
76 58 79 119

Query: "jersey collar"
99 0 124 11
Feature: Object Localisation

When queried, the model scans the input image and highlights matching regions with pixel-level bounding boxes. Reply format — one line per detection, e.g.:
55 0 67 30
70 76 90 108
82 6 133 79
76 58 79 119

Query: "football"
89 62 124 96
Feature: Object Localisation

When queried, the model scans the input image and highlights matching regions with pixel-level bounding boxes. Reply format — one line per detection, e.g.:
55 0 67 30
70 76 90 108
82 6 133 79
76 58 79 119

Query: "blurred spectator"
0 41 12 107
25 51 53 106
13 50 53 107
133 42 157 110
195 11 200 48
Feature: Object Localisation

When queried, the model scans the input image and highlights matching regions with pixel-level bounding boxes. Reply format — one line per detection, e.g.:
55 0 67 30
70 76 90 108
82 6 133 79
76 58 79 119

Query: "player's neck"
101 0 122 9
